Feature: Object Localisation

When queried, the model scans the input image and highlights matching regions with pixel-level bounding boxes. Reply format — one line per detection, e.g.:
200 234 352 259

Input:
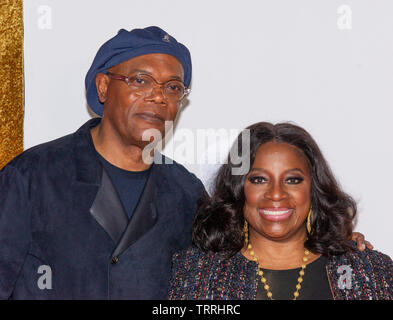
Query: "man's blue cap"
85 26 192 116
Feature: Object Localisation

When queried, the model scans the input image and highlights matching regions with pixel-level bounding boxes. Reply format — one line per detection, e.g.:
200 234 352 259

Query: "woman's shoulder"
169 246 258 300
327 241 393 299
171 246 210 263
338 242 393 270
355 246 393 280
171 246 246 273
362 247 393 267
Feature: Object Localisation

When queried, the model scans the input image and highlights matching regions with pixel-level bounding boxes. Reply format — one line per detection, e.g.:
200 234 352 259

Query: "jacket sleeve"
0 165 31 299
369 250 393 299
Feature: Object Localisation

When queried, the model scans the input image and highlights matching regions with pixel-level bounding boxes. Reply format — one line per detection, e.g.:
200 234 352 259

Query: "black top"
97 153 151 220
256 255 333 300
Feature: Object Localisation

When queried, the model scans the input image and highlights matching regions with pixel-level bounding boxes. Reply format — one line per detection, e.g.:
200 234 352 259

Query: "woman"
169 122 392 300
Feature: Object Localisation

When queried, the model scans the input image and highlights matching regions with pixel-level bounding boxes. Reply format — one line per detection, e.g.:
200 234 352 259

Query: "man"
0 26 205 299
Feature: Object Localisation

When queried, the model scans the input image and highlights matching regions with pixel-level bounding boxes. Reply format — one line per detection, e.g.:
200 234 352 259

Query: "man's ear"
96 73 109 103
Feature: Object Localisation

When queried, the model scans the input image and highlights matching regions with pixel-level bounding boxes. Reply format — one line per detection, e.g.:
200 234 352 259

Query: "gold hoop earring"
306 208 313 235
243 220 249 246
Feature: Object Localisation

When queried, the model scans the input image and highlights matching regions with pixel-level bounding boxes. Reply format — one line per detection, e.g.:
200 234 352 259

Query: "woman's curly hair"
192 122 357 257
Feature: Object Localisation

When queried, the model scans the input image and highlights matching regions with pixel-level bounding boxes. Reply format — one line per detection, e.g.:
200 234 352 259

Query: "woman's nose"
264 182 288 201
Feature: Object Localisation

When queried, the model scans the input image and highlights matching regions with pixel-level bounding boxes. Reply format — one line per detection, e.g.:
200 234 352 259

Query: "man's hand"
351 232 374 251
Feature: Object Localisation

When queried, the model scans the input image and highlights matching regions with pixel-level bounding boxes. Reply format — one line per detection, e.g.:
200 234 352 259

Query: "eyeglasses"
106 71 190 101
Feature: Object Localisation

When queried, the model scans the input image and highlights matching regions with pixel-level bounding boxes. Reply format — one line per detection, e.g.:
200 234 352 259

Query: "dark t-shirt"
97 153 151 219
256 255 333 300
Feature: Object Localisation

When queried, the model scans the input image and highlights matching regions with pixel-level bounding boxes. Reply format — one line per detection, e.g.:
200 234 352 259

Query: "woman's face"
243 141 312 242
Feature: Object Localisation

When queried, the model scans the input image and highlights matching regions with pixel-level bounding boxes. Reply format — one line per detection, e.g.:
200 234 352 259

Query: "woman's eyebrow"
248 168 306 175
284 168 306 174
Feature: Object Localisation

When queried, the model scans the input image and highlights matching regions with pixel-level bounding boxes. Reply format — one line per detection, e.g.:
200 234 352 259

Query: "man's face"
96 53 185 148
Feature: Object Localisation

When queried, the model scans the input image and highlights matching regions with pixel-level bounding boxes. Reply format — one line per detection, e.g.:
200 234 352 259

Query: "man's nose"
145 85 166 104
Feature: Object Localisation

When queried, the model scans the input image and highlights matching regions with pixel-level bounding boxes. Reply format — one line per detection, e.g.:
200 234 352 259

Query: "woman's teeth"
262 209 292 215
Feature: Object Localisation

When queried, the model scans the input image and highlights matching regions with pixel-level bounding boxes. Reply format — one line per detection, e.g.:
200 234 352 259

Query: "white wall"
24 0 393 258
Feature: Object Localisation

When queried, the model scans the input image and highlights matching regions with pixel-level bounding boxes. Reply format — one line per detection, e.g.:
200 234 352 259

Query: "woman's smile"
259 208 294 222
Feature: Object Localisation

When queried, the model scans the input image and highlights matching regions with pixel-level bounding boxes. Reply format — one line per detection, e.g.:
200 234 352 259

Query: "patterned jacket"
169 243 393 300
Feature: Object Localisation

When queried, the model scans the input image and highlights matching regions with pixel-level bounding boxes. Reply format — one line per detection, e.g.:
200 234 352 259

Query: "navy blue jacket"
0 118 205 299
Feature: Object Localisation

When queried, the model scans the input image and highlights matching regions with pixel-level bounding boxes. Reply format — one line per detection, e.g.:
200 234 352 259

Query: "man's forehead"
110 54 184 77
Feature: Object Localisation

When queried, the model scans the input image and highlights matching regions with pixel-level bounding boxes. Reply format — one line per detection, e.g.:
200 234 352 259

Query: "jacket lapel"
89 169 128 243
72 118 128 244
72 121 165 257
111 165 158 258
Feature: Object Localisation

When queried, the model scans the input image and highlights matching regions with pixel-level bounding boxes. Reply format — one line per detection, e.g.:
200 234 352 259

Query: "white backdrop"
23 0 393 258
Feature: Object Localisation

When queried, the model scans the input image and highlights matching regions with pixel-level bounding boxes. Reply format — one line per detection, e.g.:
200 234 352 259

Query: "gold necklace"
246 242 310 300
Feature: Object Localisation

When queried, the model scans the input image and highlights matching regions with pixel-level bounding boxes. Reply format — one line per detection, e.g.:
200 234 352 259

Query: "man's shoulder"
5 133 74 173
4 119 98 175
156 155 195 176
155 155 206 196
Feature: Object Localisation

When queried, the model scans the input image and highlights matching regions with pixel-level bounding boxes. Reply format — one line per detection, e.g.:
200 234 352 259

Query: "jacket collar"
71 118 174 257
72 117 103 185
